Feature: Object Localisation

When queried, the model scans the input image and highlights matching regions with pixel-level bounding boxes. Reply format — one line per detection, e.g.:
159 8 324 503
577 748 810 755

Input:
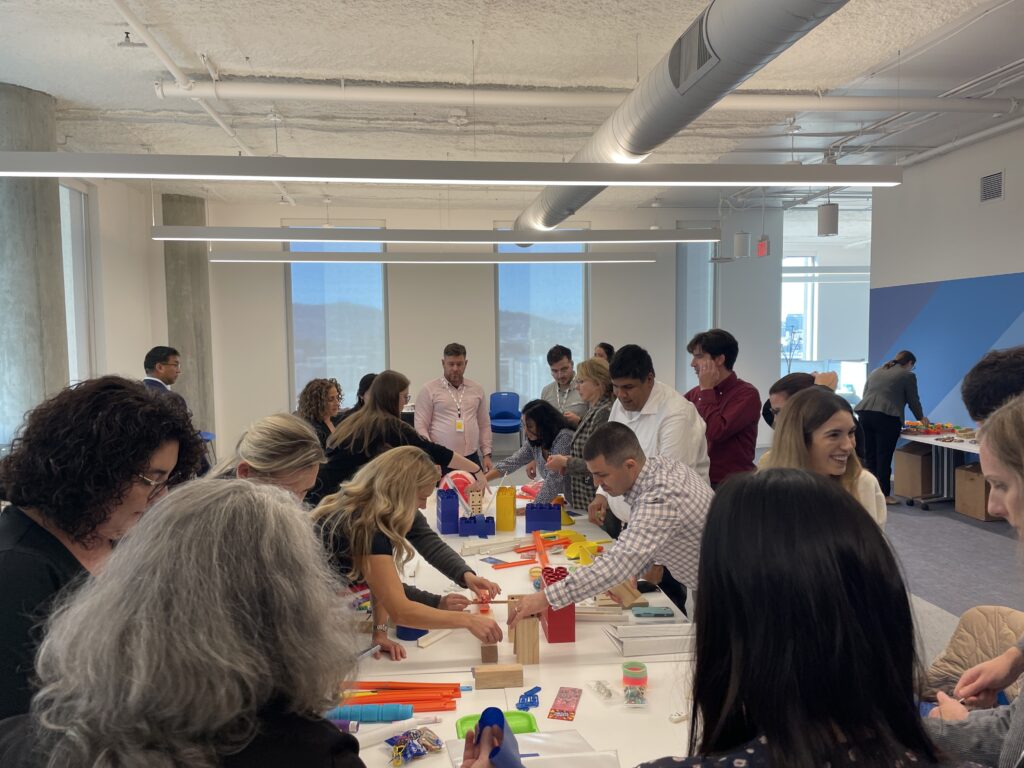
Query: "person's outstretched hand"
461 724 502 768
954 647 1024 708
929 691 969 721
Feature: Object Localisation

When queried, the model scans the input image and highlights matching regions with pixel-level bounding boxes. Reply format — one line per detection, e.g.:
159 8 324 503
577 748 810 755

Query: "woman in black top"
0 376 204 720
297 377 344 449
308 369 485 504
337 372 378 423
0 479 364 768
646 470 941 768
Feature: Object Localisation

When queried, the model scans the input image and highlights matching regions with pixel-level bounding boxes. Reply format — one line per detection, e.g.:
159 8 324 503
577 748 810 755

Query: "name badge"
455 419 465 433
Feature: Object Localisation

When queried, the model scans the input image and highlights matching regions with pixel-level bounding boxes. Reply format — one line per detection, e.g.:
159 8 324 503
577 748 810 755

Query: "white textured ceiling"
1 0 1018 207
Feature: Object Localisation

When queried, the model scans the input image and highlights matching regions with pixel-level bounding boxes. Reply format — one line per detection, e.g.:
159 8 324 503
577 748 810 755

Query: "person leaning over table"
308 369 486 505
0 479 367 768
925 394 1024 767
0 376 205 720
509 421 712 624
855 349 929 504
482 399 574 505
543 356 614 512
314 447 503 661
228 409 499 613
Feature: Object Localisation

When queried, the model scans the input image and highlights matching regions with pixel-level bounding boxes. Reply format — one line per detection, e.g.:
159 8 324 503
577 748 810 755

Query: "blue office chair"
489 392 522 446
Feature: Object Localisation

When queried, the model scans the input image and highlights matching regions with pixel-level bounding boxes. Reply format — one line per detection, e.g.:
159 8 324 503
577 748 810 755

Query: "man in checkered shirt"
509 421 712 627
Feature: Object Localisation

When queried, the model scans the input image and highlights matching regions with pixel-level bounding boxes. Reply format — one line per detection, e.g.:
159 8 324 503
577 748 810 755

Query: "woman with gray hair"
0 479 365 768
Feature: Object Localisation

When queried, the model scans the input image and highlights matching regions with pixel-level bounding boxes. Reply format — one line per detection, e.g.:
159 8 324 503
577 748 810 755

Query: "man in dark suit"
142 346 182 397
142 346 209 474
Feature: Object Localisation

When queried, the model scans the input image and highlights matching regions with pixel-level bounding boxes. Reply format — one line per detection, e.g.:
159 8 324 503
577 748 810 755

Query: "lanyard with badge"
556 376 576 411
443 378 467 432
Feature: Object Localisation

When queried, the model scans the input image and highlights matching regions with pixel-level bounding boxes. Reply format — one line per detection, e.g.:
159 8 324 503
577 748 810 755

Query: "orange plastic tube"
492 558 538 569
349 681 462 694
533 531 550 567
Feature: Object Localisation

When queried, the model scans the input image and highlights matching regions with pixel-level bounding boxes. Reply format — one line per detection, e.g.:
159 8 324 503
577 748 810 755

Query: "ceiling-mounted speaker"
733 232 751 259
817 202 839 236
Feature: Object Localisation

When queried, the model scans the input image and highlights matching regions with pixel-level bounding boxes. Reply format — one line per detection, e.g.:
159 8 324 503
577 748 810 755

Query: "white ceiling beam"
208 251 661 264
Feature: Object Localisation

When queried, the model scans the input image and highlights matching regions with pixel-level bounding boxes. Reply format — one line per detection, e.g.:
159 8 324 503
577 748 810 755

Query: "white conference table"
355 491 695 766
900 432 979 509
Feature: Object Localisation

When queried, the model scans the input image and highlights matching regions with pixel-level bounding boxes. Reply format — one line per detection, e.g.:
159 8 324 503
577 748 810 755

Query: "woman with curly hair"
0 479 364 768
296 377 343 449
0 376 205 719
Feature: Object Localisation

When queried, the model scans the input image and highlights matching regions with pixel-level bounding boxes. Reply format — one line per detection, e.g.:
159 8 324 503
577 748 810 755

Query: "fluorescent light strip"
208 251 659 265
153 226 720 244
0 152 902 188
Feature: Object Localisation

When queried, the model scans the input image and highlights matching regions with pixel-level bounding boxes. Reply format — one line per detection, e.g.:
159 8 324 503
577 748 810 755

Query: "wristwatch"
372 624 389 634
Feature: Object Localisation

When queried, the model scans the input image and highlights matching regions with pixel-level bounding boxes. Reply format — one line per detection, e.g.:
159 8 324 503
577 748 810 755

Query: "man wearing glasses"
142 346 185 405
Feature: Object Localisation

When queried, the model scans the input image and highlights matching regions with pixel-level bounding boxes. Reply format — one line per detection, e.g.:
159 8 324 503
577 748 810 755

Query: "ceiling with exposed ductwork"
2 0 1022 209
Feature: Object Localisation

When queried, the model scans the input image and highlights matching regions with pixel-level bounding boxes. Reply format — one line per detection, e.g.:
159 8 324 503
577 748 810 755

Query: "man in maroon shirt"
683 329 761 487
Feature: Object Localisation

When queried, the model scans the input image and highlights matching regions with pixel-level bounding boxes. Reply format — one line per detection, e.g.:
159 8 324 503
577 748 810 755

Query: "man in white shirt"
589 344 708 609
414 342 493 473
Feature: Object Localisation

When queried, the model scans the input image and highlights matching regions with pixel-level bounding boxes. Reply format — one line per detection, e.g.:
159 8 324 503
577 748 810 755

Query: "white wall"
872 124 1024 289
204 201 679 448
89 179 166 379
714 208 784 446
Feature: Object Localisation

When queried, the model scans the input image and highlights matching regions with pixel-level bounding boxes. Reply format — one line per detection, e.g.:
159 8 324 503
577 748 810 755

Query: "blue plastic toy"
395 625 429 641
323 703 414 722
436 488 460 534
524 503 561 533
458 514 495 538
515 686 541 711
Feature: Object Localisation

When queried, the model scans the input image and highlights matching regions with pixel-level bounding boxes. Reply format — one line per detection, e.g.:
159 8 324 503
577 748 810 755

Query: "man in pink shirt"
414 343 494 473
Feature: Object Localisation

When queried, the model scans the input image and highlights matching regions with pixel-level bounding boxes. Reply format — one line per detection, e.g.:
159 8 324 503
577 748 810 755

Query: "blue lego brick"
457 514 495 538
524 503 561 533
436 488 460 534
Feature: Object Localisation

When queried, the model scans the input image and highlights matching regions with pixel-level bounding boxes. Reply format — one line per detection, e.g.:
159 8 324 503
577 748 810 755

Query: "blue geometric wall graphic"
869 272 1024 423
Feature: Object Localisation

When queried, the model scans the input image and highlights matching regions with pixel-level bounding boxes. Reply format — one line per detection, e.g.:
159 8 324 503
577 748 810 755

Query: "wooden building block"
416 629 452 648
481 643 499 663
607 581 647 609
515 616 540 665
472 663 523 689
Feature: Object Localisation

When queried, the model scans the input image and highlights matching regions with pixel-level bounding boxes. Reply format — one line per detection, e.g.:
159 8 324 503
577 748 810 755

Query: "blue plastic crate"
524 503 561 533
436 488 460 534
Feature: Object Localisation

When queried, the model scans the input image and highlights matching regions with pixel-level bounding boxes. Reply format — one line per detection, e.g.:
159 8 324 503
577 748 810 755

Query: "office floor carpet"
887 500 1024 619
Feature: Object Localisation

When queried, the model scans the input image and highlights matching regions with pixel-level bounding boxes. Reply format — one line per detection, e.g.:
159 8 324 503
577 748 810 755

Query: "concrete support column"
161 194 216 435
0 83 68 444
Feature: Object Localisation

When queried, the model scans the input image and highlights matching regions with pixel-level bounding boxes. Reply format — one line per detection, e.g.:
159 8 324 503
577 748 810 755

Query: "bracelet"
372 624 389 634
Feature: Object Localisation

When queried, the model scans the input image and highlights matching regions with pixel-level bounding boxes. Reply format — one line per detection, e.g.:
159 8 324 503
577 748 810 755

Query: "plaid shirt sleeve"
545 457 708 608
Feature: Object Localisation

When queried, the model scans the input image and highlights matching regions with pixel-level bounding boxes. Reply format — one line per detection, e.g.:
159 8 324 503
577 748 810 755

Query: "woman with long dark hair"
856 350 928 503
482 399 573 504
643 469 941 767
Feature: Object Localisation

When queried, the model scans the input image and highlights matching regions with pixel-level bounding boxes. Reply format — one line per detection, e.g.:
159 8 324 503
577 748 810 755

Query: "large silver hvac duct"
513 0 850 232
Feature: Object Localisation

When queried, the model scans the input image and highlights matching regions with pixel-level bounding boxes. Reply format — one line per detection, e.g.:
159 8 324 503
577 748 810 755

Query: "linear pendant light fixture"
0 152 902 188
207 251 660 265
152 226 721 245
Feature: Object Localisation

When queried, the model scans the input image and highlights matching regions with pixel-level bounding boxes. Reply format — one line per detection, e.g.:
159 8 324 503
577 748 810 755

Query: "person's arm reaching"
405 511 500 598
477 387 493 463
905 373 926 422
487 442 532 479
363 555 502 643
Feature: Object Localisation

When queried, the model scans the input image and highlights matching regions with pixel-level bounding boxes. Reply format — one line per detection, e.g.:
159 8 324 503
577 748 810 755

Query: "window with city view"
287 236 387 409
496 243 586 399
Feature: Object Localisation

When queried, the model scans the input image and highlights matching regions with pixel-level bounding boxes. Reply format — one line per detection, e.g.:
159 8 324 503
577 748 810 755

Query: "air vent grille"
981 172 1003 202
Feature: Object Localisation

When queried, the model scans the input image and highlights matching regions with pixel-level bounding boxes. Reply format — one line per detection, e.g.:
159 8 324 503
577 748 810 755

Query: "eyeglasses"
136 471 176 501
160 361 181 368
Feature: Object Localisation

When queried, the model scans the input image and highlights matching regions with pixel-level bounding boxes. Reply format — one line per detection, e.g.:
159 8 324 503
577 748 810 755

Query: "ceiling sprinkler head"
117 31 147 48
786 122 802 134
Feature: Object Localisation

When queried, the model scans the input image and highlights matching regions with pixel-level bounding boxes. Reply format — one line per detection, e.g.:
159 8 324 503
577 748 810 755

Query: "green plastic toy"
455 709 539 739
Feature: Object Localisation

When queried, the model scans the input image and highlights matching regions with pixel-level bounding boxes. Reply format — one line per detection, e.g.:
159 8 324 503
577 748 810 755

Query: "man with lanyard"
415 342 494 474
540 345 589 428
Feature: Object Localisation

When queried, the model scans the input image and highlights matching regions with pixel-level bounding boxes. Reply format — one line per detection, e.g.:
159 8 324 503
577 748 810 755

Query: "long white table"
900 433 979 510
354 493 694 766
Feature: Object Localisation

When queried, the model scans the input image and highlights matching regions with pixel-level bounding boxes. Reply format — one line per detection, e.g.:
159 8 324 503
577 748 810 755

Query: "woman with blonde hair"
926 394 1024 763
761 386 886 527
0 479 364 768
296 377 343 449
211 413 325 499
315 447 503 661
310 370 484 505
544 357 614 511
